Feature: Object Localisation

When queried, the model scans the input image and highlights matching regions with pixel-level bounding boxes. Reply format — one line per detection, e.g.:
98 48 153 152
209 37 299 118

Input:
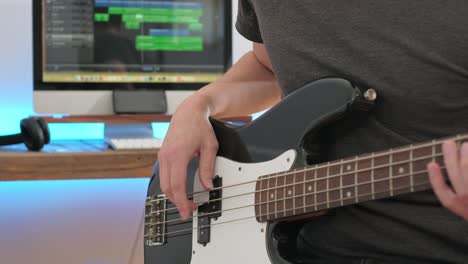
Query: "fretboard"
254 134 467 222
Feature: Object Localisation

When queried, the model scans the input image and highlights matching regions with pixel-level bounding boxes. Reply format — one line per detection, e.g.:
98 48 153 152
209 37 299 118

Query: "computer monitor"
33 0 232 115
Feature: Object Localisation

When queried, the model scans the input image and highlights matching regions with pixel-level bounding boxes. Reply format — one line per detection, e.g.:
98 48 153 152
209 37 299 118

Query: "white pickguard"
191 150 297 264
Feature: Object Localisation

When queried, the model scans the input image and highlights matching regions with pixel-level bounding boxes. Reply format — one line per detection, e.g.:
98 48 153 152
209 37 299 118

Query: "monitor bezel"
33 0 232 91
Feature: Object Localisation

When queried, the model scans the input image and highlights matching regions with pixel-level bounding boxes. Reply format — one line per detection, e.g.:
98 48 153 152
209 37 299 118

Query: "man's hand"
159 95 218 220
158 45 280 221
428 140 468 221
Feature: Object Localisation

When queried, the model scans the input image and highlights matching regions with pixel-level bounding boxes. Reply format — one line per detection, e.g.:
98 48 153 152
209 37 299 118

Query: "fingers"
428 162 468 220
159 154 173 202
157 99 218 221
170 156 196 220
159 146 196 221
442 140 464 194
159 135 218 221
428 162 457 206
461 143 468 193
460 142 468 217
429 140 468 221
198 141 218 190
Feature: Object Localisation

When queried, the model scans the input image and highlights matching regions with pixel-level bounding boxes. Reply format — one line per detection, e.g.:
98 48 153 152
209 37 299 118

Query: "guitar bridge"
144 194 167 246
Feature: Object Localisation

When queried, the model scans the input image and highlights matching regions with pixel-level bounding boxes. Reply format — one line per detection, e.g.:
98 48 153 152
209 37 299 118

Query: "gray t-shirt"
237 1 468 263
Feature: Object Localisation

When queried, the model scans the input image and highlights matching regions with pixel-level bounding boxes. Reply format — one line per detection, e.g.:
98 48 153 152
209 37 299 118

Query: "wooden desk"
1 115 250 181
0 140 158 181
43 114 251 124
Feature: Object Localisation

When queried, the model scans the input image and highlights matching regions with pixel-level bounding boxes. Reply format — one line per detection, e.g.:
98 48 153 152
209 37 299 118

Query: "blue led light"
0 109 34 136
152 122 170 139
49 123 105 140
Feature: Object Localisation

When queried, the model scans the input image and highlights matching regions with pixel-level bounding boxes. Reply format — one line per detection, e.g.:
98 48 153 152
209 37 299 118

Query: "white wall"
0 1 34 134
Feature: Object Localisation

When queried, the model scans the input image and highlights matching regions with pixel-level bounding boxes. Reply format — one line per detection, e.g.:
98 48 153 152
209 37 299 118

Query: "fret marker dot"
347 165 352 171
399 167 405 174
346 191 352 198
270 193 275 199
308 186 312 192
288 190 292 196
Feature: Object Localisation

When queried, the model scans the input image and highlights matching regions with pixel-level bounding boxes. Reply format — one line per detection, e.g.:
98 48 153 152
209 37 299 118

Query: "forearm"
191 49 281 118
160 46 281 219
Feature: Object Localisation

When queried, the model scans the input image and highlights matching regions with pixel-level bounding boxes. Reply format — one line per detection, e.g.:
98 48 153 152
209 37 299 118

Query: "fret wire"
410 144 414 192
371 152 375 200
155 178 438 238
150 134 468 204
151 165 447 228
155 150 450 215
389 149 394 196
283 174 286 218
243 153 441 208
303 170 306 213
432 140 436 163
354 156 358 203
157 141 468 223
314 167 318 211
266 169 432 209
260 177 264 222
267 176 270 220
293 170 296 216
339 161 344 206
326 163 330 209
275 173 278 219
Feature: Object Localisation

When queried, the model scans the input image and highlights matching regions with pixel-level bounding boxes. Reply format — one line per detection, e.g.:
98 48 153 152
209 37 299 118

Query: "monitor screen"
34 0 232 90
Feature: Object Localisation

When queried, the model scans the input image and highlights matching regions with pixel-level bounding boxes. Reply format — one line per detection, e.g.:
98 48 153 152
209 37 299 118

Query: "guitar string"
148 134 466 204
152 151 446 216
161 179 433 239
147 165 445 228
154 152 443 222
147 151 446 215
155 167 436 228
146 179 435 240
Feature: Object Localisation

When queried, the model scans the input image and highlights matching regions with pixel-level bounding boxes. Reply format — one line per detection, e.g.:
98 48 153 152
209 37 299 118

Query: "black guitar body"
145 78 374 264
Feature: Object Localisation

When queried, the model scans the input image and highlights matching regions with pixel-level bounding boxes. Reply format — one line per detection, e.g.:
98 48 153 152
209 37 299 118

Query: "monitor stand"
113 89 167 114
107 89 167 140
104 123 154 139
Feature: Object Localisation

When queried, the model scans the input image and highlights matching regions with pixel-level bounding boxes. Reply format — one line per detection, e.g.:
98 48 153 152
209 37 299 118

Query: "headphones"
0 117 50 151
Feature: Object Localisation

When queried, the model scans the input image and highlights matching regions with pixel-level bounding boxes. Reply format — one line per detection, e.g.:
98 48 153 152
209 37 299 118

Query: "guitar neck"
255 134 468 222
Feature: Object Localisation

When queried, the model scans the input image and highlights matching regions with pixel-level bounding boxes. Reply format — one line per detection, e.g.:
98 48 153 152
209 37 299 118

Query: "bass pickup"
197 176 223 246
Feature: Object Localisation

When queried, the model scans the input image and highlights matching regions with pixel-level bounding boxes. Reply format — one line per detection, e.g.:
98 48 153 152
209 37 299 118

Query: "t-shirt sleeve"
235 0 263 43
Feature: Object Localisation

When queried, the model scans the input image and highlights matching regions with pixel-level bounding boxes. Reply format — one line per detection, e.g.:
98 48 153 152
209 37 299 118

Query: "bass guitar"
144 78 466 264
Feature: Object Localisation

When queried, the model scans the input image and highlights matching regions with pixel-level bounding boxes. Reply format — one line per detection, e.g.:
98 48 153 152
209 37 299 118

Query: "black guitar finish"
145 78 374 264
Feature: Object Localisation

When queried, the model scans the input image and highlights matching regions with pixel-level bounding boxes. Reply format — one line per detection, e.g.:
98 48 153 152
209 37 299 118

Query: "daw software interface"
40 0 230 86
